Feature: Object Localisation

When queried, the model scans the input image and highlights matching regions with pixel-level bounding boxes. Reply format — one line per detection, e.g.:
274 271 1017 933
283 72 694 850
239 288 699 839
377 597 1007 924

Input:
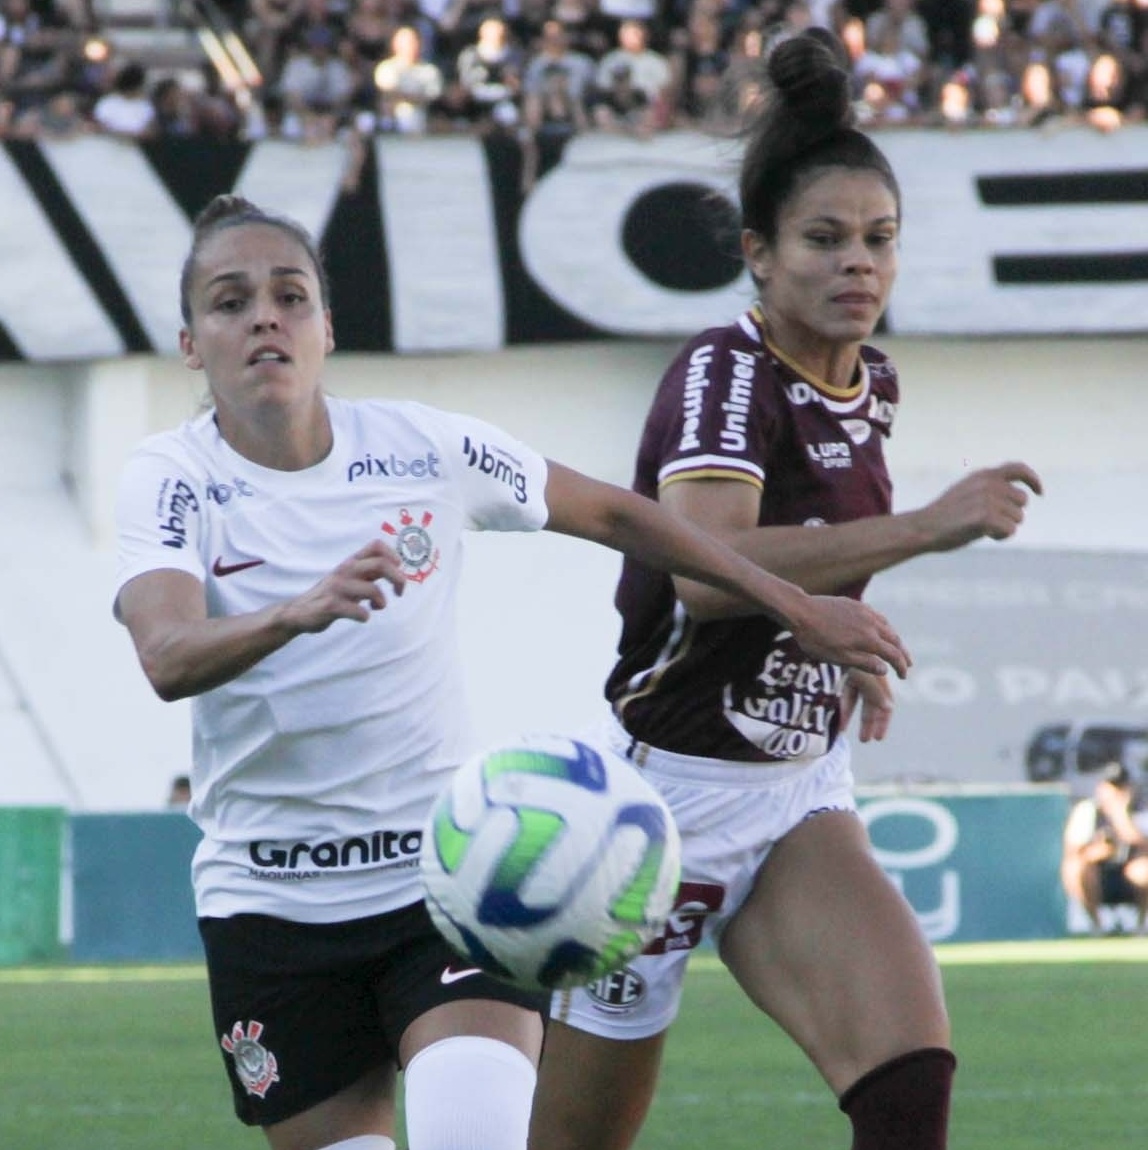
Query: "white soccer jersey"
114 396 549 922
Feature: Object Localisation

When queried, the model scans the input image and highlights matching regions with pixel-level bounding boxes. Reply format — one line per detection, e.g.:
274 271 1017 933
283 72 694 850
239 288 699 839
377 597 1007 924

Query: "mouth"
832 293 878 307
248 346 291 366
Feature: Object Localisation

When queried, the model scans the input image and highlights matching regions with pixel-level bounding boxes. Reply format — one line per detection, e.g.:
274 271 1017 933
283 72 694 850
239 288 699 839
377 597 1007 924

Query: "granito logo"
462 436 527 503
347 451 441 482
248 829 423 872
678 342 713 452
156 478 198 550
206 477 255 504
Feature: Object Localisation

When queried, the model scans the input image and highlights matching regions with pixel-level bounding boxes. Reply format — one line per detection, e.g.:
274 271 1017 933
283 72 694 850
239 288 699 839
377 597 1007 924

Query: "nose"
842 238 875 275
250 296 280 332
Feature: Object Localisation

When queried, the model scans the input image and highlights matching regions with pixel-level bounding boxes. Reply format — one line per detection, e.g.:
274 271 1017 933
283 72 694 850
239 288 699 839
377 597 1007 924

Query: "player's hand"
839 669 895 743
282 540 406 633
917 461 1043 551
789 595 911 679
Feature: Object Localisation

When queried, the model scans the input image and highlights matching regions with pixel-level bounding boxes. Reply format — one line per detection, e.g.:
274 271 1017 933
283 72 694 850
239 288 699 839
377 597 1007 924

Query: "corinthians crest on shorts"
221 1019 280 1098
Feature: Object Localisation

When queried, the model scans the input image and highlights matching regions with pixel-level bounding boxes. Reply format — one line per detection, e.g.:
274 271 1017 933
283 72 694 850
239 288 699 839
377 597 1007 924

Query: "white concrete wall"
0 334 1144 810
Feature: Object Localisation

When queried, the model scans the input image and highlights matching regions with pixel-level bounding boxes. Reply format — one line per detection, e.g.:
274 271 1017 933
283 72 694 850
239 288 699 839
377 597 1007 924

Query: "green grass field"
1 940 1146 1149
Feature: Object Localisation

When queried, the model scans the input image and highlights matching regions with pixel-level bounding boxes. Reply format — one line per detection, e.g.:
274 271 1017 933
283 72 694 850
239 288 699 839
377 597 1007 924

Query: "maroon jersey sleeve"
605 318 900 764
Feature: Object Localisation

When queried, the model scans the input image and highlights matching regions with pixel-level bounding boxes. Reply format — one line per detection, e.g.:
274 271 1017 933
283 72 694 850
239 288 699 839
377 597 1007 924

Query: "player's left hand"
790 595 911 679
840 669 894 743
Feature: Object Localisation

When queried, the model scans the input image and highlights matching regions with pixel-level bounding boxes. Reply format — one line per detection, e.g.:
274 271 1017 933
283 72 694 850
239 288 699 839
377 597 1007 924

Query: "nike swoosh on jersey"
440 965 483 985
212 557 267 577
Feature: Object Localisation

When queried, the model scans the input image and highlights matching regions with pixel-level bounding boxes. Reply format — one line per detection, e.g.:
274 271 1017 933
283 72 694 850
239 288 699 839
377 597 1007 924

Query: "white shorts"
550 716 857 1040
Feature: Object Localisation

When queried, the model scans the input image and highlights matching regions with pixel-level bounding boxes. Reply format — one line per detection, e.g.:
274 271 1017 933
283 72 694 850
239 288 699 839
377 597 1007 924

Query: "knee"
404 1037 536 1150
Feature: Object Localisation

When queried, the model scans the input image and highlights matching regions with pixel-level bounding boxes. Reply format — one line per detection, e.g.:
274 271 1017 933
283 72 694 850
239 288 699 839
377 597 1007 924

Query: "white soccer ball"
420 734 681 992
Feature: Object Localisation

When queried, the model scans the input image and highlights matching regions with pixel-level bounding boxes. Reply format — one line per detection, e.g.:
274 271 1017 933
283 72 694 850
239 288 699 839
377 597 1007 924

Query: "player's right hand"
919 461 1043 551
790 595 911 679
283 540 407 633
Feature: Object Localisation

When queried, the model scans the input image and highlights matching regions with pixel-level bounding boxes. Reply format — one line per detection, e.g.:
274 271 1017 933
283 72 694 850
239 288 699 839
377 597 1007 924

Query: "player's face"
744 168 899 364
180 223 333 419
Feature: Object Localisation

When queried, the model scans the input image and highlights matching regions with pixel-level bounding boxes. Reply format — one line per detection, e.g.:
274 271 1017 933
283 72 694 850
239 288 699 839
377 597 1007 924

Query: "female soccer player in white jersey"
112 193 911 1150
528 31 1043 1150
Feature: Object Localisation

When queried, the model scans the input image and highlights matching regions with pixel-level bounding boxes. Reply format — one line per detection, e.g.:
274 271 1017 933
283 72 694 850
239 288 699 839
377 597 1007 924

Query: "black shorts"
199 901 546 1127
1099 862 1138 906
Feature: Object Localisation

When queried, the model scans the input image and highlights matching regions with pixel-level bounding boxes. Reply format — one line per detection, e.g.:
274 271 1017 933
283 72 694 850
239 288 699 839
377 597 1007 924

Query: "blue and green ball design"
421 736 681 991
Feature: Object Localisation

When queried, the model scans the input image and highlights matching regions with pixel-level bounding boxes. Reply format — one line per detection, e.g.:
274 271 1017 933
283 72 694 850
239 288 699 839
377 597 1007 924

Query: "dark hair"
179 194 330 325
739 32 901 244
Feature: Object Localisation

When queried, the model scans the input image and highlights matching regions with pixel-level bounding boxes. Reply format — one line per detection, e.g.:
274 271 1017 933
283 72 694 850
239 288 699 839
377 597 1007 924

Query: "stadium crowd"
1 0 1146 146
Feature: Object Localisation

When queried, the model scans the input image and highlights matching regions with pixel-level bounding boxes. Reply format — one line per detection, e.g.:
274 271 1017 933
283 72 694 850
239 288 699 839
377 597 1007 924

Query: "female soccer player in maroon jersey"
529 30 1042 1150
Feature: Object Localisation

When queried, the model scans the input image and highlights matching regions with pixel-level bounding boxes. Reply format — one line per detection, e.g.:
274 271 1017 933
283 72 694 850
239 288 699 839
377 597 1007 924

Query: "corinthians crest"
220 1019 280 1098
381 508 440 583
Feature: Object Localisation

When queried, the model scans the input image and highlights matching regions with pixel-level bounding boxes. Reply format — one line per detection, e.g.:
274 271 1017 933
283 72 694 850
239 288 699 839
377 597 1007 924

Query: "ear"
179 327 204 371
741 229 771 285
324 309 335 355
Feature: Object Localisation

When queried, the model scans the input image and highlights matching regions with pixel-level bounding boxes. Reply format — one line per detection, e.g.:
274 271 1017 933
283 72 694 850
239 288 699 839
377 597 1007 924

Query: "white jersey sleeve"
113 435 208 610
437 408 550 532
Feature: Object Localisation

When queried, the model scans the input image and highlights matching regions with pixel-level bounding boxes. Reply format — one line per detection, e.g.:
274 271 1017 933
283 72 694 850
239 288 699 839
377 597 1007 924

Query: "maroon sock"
838 1047 956 1150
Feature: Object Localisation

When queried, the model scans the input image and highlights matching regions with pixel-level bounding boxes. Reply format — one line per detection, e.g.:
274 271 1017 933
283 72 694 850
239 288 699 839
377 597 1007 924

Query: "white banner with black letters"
1 126 1145 362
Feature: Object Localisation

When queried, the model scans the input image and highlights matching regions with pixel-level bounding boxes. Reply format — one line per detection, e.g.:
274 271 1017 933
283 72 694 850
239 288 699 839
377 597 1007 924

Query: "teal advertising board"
858 789 1070 943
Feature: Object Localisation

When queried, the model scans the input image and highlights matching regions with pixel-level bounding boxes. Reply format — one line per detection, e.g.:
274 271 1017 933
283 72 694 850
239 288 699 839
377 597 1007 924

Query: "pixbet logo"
347 451 441 482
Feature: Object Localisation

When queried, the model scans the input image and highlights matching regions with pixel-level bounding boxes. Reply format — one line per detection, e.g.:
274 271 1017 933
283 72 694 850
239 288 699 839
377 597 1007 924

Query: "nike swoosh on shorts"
440 965 482 985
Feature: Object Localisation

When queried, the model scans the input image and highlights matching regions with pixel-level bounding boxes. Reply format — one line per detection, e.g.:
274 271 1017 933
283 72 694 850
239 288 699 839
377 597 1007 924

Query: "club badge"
220 1020 280 1098
382 508 440 583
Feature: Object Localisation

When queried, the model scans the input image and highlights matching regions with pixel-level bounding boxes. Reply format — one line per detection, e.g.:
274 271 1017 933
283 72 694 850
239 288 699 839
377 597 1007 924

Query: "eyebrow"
204 266 310 290
804 215 900 227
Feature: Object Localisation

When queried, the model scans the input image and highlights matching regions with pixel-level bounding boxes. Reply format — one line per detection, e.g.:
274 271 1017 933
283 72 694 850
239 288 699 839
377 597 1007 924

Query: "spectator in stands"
864 0 931 58
552 0 615 59
522 18 595 105
247 0 306 81
594 18 672 122
453 14 524 131
0 0 80 112
1061 762 1148 934
1017 56 1065 122
588 59 656 132
670 5 730 126
10 83 90 136
520 58 588 190
717 14 770 122
854 13 925 122
167 773 192 809
1079 48 1139 125
93 60 155 138
344 0 404 68
1097 0 1148 58
152 75 200 138
372 23 443 132
278 22 356 139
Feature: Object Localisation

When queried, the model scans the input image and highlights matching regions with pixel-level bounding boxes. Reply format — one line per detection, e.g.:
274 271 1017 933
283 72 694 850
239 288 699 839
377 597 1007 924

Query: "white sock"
404 1036 537 1150
317 1137 396 1150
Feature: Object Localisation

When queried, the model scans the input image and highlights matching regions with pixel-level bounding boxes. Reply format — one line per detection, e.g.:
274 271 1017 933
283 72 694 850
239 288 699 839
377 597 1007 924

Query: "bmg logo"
860 797 961 941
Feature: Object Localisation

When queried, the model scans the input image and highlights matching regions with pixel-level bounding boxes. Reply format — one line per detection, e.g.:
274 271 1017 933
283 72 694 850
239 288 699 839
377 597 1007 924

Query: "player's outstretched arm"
542 461 909 678
658 462 1043 604
117 540 406 701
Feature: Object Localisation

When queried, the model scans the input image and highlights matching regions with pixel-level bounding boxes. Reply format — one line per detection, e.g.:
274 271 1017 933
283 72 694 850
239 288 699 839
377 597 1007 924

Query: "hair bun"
767 32 853 136
194 194 260 234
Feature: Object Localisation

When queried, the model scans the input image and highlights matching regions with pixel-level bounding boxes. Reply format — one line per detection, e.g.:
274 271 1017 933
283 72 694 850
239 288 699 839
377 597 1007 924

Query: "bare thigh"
527 1021 666 1150
263 1063 397 1150
719 810 950 1095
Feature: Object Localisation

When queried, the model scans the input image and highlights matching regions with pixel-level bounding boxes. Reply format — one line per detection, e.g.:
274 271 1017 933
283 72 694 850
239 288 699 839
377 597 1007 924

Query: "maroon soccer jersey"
606 310 899 763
